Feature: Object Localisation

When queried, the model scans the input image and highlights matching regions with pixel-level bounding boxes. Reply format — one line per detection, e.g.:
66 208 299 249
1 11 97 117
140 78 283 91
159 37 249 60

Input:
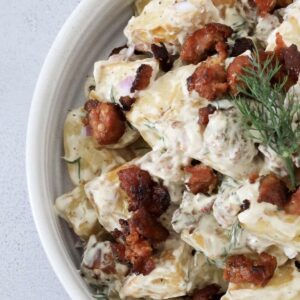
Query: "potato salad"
55 0 300 299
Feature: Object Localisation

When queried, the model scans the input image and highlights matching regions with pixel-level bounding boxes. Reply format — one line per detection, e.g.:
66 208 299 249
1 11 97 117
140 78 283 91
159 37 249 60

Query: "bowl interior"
27 0 134 299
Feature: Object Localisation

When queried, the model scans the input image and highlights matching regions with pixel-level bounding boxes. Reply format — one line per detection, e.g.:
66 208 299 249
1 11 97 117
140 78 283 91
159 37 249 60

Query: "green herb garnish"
234 50 300 189
144 118 156 129
227 220 243 253
110 87 117 104
63 157 81 181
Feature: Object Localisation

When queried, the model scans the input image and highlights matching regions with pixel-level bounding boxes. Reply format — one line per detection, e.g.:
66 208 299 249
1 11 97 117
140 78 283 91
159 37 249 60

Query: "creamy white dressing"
81 235 128 293
180 214 234 259
172 191 216 233
93 58 159 104
55 185 101 239
124 0 222 52
239 196 300 252
259 145 288 177
213 179 259 229
84 172 131 232
235 0 258 33
266 0 300 50
120 239 193 299
187 251 228 292
136 149 188 186
129 64 261 180
199 109 261 180
255 14 280 43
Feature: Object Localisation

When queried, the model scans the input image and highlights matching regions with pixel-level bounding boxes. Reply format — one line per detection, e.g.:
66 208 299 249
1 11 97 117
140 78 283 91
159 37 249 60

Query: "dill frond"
63 157 81 180
233 49 300 190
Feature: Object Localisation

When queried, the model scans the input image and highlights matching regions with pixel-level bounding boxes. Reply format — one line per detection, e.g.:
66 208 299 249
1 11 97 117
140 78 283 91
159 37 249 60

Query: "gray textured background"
0 0 80 299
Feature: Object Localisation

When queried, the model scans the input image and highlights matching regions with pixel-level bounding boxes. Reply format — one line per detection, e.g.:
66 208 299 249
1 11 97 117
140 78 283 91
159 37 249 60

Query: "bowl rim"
26 0 133 299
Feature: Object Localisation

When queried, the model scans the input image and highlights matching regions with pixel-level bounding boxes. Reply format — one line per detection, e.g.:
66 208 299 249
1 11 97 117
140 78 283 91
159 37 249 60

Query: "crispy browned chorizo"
254 0 292 15
119 96 136 111
112 208 169 275
181 23 233 64
254 0 276 16
131 208 169 242
84 100 126 145
231 38 254 57
258 174 289 209
276 0 293 7
150 184 171 217
198 105 217 127
185 165 218 195
192 284 223 300
151 43 174 72
131 64 153 92
249 172 259 184
281 44 300 84
285 188 300 215
118 166 170 216
118 166 154 211
227 56 251 95
187 62 228 100
112 218 154 275
224 253 277 286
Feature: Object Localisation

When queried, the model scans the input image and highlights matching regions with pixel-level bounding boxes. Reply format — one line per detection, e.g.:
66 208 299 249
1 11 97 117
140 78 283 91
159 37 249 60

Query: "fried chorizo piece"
249 172 259 184
181 23 233 64
276 0 293 7
254 0 292 16
112 219 154 275
285 188 300 215
131 64 153 92
192 284 224 300
281 44 300 84
131 208 169 242
198 105 217 127
118 166 153 211
151 43 174 72
118 166 170 216
224 253 277 286
84 100 126 145
254 0 276 16
231 38 254 57
227 55 251 95
185 165 219 195
151 184 171 217
117 218 155 275
112 209 169 275
228 33 300 95
272 34 300 88
258 174 289 209
119 96 136 111
187 61 228 100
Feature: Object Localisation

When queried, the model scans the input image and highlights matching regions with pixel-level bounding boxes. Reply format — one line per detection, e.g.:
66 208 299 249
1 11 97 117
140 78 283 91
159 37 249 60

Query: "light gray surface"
0 1 80 299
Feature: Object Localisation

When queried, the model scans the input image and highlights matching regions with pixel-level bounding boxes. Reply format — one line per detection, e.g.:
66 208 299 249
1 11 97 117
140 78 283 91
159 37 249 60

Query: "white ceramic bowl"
26 0 134 299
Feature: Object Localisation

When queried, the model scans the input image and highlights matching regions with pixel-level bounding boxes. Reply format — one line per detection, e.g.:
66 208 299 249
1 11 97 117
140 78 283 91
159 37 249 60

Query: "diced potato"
55 185 102 239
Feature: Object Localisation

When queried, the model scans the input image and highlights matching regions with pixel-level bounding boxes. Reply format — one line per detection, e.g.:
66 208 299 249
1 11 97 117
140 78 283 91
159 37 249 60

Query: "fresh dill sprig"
203 221 244 268
227 220 243 253
144 118 156 129
63 157 81 180
110 87 117 104
233 49 300 190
